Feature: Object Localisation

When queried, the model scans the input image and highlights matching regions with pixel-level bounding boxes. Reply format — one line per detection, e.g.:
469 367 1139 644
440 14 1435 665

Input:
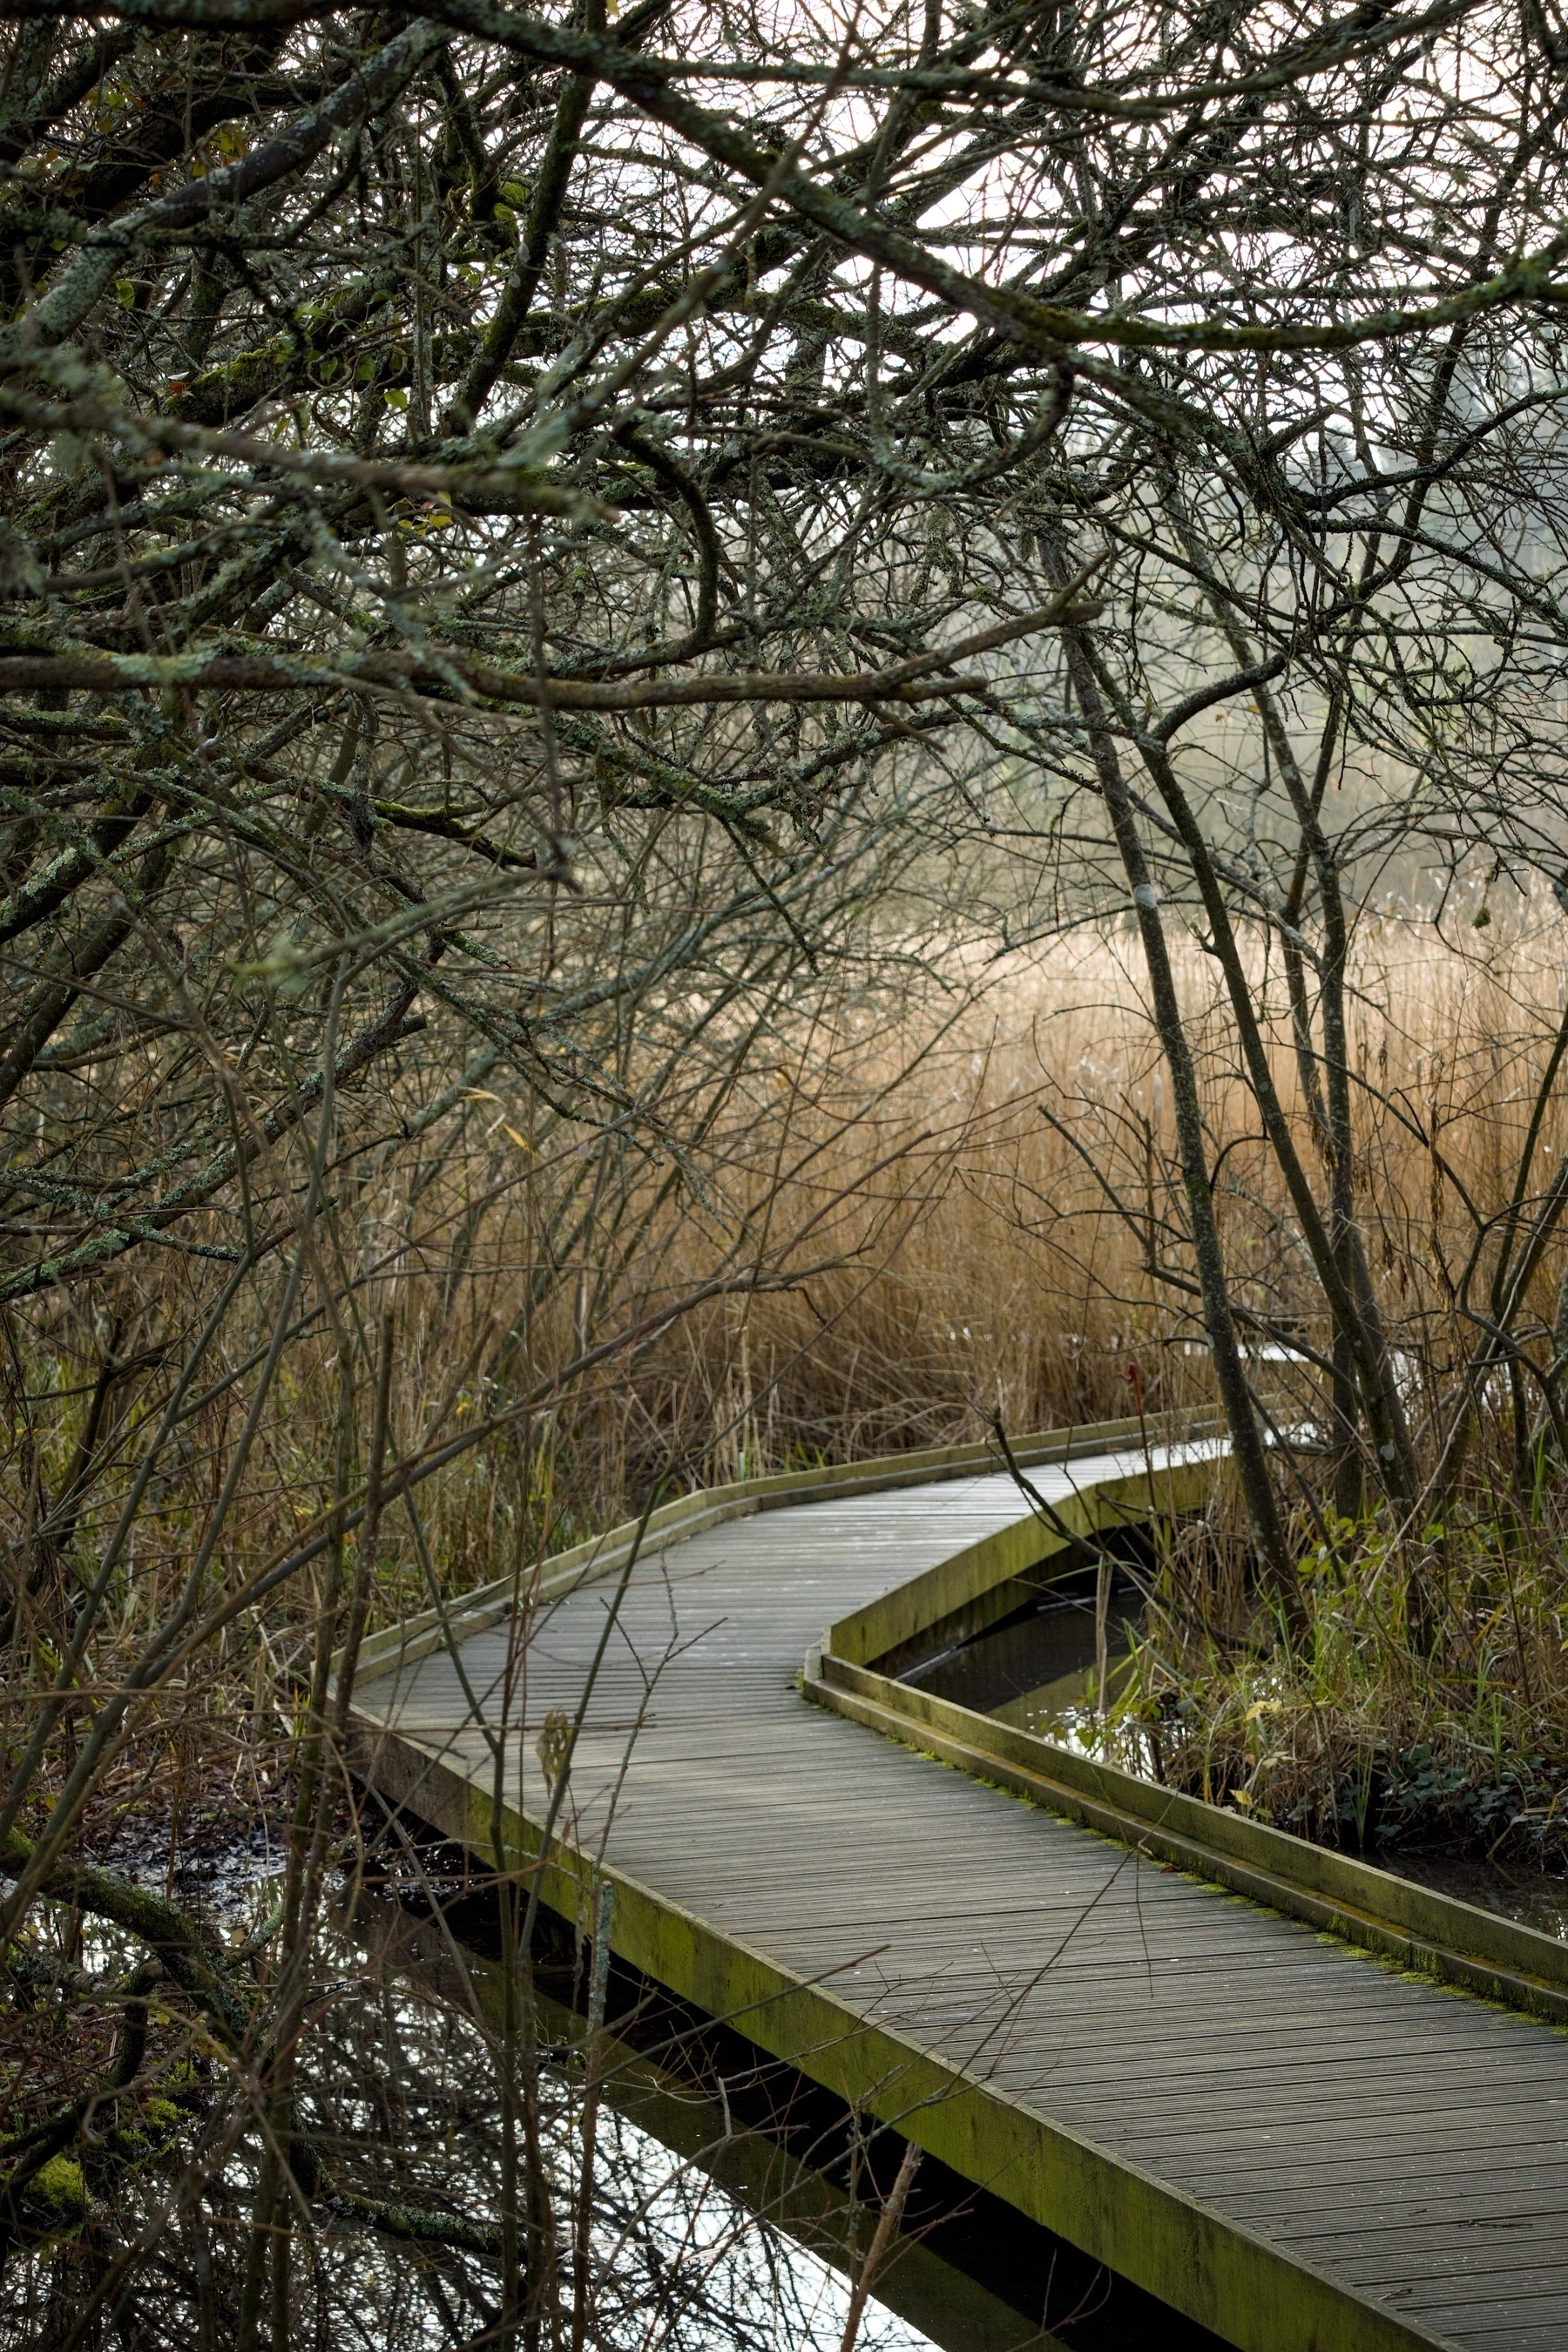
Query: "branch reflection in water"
2 1827 1071 2352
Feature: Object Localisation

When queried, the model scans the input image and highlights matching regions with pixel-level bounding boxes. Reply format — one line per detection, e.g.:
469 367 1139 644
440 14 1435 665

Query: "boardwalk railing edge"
806 1671 1568 2028
821 1441 1227 1669
348 1408 1222 1690
348 1709 1468 2352
794 1436 1568 2020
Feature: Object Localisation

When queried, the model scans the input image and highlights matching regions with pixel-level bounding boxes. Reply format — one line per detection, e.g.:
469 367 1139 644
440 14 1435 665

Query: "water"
4 1848 948 2352
3 1818 1227 2351
897 1562 1145 1752
1380 1852 1568 1942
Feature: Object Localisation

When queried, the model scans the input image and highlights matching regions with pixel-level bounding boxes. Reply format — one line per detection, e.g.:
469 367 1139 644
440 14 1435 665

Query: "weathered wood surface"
353 1445 1568 2352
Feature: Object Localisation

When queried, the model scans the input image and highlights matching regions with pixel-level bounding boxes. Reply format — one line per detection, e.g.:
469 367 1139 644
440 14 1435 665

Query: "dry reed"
10 904 1568 1859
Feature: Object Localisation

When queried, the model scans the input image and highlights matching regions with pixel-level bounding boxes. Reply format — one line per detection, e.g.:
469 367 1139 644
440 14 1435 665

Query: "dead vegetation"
6 0 1568 2337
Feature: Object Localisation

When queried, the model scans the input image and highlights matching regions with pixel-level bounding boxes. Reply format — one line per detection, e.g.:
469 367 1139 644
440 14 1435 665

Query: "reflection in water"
2 1864 952 2352
897 1569 1144 1752
2 1842 1222 2352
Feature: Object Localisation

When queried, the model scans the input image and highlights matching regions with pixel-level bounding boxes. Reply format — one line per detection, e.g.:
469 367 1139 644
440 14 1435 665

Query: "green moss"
101 2093 186 2170
26 2155 87 2223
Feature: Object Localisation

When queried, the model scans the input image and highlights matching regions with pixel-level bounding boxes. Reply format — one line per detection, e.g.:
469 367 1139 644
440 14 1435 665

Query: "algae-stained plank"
355 1716 1461 2352
353 1434 1568 2352
807 1665 1568 2021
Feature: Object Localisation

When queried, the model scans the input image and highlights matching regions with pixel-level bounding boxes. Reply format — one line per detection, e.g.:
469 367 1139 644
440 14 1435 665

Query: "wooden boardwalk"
351 1440 1568 2352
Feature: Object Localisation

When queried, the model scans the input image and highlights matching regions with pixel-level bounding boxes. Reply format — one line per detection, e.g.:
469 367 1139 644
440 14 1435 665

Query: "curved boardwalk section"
351 1436 1568 2352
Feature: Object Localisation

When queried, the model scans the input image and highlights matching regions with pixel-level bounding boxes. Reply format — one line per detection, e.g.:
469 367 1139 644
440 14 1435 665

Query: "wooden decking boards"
351 1444 1568 2352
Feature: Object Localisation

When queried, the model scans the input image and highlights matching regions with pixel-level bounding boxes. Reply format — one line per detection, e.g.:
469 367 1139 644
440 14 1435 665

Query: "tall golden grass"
14 902 1568 1855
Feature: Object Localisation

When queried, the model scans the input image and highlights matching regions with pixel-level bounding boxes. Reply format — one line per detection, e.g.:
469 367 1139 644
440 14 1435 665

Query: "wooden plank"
1440 2334 1568 2352
357 1712 1463 2352
1218 2154 1568 2209
1277 2235 1568 2283
353 1432 1568 2352
349 1411 1209 1688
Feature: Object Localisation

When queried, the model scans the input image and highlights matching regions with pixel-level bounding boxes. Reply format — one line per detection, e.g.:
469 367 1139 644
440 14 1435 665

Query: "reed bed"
10 904 1568 1858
